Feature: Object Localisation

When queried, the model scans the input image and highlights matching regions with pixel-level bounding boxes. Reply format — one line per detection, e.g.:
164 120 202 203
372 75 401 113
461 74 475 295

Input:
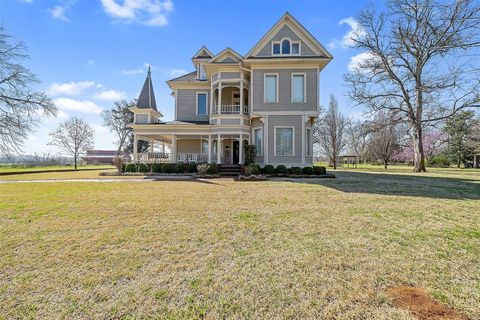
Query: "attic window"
199 64 206 80
272 38 301 55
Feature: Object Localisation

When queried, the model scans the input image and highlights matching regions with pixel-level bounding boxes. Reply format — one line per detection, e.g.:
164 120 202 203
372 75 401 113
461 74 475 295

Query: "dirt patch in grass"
386 286 466 320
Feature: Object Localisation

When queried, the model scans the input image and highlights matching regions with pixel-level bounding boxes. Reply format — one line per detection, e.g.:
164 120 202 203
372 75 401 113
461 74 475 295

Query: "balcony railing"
176 153 208 163
212 105 249 115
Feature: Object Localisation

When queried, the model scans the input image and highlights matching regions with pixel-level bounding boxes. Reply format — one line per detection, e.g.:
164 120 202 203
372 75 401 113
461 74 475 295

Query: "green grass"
0 169 479 319
0 164 115 173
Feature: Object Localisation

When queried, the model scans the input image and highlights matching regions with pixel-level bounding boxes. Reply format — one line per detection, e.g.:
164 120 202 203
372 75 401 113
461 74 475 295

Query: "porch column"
217 134 221 164
240 81 244 111
172 135 177 163
239 133 244 165
162 142 165 154
133 134 138 162
208 134 212 163
218 82 222 115
150 139 154 153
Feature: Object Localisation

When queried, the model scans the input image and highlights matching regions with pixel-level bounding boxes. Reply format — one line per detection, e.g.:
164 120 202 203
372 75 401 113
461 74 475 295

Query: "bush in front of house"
121 163 126 173
138 163 148 173
290 166 303 175
313 165 326 175
151 163 162 173
275 165 287 175
125 163 137 173
302 166 314 175
162 163 174 173
207 164 219 175
197 164 209 175
187 163 197 173
112 156 124 172
248 163 260 175
263 164 275 175
174 163 186 173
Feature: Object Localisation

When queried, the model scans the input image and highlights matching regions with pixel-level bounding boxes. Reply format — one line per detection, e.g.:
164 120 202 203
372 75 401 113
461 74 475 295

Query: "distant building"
83 150 125 165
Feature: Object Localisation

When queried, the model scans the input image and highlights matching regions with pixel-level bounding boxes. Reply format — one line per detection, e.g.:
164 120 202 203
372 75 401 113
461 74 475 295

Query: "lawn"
0 164 115 173
0 169 479 319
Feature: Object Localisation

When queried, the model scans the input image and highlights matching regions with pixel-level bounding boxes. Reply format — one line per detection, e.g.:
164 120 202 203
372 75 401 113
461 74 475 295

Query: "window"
275 127 294 156
199 64 206 80
264 74 278 103
306 128 312 156
197 93 207 115
292 74 305 103
201 140 209 155
273 43 280 54
292 43 300 54
281 39 290 54
254 128 262 156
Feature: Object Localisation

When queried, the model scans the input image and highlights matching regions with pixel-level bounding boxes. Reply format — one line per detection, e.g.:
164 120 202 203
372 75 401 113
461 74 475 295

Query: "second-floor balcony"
212 105 249 115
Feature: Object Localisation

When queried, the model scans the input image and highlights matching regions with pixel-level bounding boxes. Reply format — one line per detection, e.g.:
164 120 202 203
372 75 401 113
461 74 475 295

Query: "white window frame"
274 126 295 157
306 128 312 156
196 92 209 115
200 139 209 155
253 127 263 156
264 73 279 104
291 72 307 103
271 37 301 56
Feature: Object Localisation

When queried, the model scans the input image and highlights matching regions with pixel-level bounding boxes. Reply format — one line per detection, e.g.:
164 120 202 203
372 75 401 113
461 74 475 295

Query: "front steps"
218 164 241 177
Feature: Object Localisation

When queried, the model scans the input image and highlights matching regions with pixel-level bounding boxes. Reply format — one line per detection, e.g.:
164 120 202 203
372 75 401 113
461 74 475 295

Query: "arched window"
281 39 290 54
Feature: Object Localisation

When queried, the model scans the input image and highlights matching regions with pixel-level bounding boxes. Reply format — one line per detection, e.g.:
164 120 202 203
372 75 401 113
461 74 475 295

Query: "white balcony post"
210 87 213 115
218 82 222 115
239 133 244 165
133 134 138 162
172 135 177 163
217 134 221 164
208 134 212 164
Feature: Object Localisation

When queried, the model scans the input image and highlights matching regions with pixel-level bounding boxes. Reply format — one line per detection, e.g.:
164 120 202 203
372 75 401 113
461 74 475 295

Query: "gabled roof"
192 46 214 59
137 67 157 111
167 71 198 83
208 47 243 64
245 12 333 59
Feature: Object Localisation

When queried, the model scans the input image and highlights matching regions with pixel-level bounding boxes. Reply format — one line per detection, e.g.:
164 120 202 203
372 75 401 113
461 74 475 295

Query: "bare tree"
102 100 134 155
314 95 347 169
345 0 480 172
366 112 401 169
0 27 56 155
48 117 94 170
345 120 370 163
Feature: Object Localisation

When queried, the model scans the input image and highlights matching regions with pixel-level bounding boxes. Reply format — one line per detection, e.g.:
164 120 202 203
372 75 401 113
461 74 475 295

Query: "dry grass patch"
0 171 479 319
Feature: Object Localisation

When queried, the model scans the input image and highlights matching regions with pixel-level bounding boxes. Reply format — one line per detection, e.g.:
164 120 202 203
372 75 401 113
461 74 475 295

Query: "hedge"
138 163 148 173
125 163 137 173
263 164 275 175
290 166 303 175
275 165 287 175
313 166 326 175
151 163 162 173
302 166 314 175
162 163 174 173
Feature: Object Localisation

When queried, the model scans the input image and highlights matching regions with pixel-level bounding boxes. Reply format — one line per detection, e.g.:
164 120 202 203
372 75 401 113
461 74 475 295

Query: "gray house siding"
135 114 149 124
252 69 318 112
267 115 303 165
256 25 316 57
176 89 210 122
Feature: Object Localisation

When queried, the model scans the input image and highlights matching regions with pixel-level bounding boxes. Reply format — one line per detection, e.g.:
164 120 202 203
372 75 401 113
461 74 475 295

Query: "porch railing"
176 153 208 163
139 152 171 163
212 105 249 115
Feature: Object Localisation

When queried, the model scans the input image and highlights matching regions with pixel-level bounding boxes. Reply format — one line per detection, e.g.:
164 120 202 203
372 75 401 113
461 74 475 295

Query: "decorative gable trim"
192 46 214 59
246 12 332 59
208 47 243 64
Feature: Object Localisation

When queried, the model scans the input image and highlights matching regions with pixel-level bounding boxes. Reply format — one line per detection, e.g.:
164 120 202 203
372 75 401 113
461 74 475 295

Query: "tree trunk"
384 160 388 169
412 125 427 172
74 156 77 170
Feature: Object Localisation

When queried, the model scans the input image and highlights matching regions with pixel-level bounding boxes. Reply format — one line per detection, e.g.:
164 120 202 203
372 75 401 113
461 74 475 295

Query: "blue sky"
1 0 373 154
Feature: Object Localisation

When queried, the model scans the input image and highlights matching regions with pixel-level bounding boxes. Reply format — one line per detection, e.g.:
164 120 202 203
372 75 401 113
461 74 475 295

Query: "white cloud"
348 51 376 72
49 5 69 21
90 124 117 149
339 17 365 48
94 89 126 101
86 59 95 66
54 98 103 114
100 0 174 27
48 81 96 96
169 68 186 78
121 68 144 75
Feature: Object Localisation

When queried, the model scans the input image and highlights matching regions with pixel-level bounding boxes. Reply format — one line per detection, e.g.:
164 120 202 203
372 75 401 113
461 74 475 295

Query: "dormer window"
281 39 290 54
198 64 206 80
272 38 301 56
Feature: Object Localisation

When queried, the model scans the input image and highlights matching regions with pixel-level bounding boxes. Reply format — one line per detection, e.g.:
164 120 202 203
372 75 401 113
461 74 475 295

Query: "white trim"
265 116 269 164
253 127 263 156
291 72 307 103
273 126 295 157
196 91 209 115
271 37 301 56
253 110 319 116
174 89 178 120
263 73 279 103
198 63 207 80
301 115 305 164
306 127 312 156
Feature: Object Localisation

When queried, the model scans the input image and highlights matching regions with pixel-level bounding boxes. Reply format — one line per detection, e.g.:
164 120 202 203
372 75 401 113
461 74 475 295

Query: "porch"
134 133 250 165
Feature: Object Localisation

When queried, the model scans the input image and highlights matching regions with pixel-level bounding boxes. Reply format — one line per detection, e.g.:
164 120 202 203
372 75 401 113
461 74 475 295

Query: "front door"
232 92 240 105
233 140 239 164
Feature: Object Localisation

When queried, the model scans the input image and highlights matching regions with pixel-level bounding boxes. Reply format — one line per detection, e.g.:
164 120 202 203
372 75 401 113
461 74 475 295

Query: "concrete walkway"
0 176 195 184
